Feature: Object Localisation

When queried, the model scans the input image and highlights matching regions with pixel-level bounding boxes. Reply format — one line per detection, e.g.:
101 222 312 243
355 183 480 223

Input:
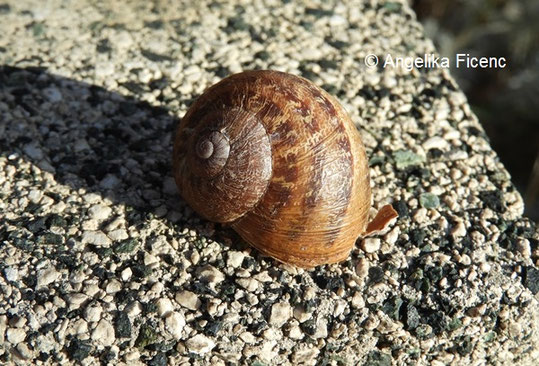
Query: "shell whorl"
173 70 371 267
174 106 272 223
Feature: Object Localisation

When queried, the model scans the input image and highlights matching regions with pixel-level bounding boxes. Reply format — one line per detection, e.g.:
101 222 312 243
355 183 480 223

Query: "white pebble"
84 303 103 323
240 331 256 344
329 15 346 26
516 239 531 259
91 318 115 347
165 312 185 340
186 334 215 354
37 267 60 288
144 252 159 266
269 302 292 328
125 301 142 318
7 328 26 344
105 279 122 294
27 190 43 203
121 268 132 281
16 343 33 359
108 229 129 241
175 291 201 311
384 226 400 245
312 319 328 339
3 267 19 282
227 251 245 268
81 230 111 247
351 292 365 308
156 298 174 317
451 222 467 238
236 278 259 292
196 265 224 284
293 306 312 323
423 136 449 151
361 238 381 253
89 205 112 221
288 324 304 339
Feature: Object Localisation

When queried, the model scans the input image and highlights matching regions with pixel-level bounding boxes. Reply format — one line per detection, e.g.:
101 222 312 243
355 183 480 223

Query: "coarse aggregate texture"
0 0 538 365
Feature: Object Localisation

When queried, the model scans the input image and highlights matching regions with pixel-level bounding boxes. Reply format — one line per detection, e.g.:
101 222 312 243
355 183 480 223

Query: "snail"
173 70 397 268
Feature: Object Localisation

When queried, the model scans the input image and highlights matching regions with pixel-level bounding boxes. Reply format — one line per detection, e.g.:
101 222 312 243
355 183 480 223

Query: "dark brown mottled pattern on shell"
173 70 371 267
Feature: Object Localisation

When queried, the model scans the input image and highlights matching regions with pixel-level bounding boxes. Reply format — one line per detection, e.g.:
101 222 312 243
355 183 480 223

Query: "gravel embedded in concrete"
0 0 538 365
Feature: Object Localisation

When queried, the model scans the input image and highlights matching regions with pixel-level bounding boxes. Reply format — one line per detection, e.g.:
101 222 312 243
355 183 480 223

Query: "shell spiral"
173 70 371 267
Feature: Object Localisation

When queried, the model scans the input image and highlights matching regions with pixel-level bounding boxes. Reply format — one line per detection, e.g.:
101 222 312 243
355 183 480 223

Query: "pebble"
73 138 91 152
73 319 88 335
196 265 225 285
351 292 365 308
105 279 122 294
156 298 174 317
288 324 304 339
292 345 320 364
451 222 467 238
37 267 60 288
16 343 34 359
88 205 112 220
92 318 116 346
144 252 159 266
27 189 43 203
100 174 120 189
293 306 312 323
186 334 215 354
413 208 428 223
165 312 185 340
393 150 425 169
7 327 26 344
23 142 44 160
227 251 245 268
467 304 487 317
81 230 111 247
240 331 257 344
269 302 292 328
125 350 140 362
175 290 201 311
125 301 142 318
108 228 129 241
43 86 63 102
120 267 132 281
419 193 440 209
508 322 522 338
423 136 449 150
3 267 19 282
84 303 103 323
312 319 328 339
361 238 381 253
384 226 400 245
355 258 369 279
329 15 346 26
258 340 278 362
10 316 27 328
516 239 531 259
236 278 259 292
149 282 164 295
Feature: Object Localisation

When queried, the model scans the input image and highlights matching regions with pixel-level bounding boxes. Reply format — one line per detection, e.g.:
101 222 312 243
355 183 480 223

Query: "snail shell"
173 70 372 267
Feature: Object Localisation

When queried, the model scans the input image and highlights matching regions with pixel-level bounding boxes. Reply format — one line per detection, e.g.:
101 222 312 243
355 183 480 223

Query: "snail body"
173 70 372 267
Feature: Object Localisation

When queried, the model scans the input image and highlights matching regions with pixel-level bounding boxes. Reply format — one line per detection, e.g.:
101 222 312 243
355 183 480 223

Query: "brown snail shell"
173 70 390 268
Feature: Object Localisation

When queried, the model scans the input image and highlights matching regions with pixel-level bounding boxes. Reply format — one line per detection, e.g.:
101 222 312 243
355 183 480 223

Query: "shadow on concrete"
0 65 191 228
